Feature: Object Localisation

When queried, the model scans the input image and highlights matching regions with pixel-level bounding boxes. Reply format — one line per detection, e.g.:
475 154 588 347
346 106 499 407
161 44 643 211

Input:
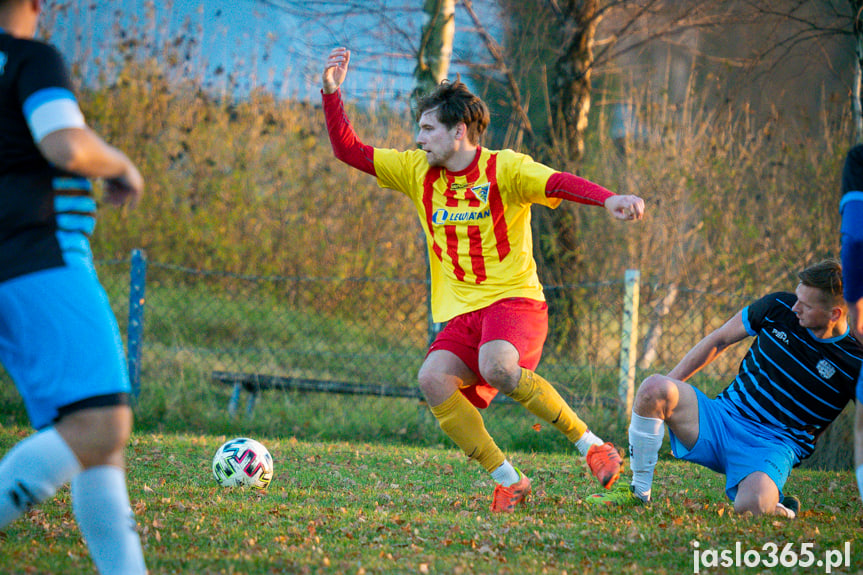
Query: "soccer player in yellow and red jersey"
322 47 645 512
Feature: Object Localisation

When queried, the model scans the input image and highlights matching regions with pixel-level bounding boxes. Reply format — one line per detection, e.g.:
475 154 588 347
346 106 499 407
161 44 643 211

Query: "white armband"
23 87 86 142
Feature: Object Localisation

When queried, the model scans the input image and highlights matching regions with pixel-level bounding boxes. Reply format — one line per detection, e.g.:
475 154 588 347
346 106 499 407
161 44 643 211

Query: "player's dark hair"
415 77 489 144
798 259 843 306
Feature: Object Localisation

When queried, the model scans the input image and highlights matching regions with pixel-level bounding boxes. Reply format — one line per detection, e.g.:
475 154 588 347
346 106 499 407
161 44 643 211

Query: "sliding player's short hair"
798 259 844 307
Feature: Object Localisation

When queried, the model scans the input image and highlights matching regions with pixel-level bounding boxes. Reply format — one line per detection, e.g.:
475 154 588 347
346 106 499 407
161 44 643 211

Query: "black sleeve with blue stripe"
740 292 789 337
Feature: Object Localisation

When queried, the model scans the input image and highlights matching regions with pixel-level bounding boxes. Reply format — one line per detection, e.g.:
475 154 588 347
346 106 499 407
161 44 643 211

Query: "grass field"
0 427 860 574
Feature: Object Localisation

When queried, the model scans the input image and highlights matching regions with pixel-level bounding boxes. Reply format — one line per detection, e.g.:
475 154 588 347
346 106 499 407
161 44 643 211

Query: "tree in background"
459 1 723 348
457 0 859 372
742 0 861 142
413 0 456 103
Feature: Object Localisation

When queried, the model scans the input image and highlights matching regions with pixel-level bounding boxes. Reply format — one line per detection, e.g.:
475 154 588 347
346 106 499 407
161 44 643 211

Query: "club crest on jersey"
471 183 490 203
816 359 835 379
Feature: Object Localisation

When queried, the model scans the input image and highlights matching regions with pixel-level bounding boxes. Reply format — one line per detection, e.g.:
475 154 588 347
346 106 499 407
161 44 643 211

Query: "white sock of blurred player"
0 428 81 528
72 466 147 575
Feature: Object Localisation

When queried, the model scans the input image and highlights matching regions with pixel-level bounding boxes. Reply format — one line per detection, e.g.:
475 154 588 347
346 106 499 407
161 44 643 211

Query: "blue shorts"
668 388 799 501
0 260 130 430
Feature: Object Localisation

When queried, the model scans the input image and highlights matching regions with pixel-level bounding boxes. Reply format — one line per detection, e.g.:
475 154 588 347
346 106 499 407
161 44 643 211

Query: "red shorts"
428 297 548 409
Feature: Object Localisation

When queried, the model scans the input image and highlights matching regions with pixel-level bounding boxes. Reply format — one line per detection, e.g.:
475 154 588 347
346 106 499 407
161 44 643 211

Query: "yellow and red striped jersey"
374 146 561 322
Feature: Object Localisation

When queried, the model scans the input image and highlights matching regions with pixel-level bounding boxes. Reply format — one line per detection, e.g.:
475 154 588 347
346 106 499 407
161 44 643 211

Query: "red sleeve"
545 172 615 206
322 89 377 177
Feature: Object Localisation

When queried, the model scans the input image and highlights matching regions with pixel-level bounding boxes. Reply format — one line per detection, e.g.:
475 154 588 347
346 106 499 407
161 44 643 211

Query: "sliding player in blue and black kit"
590 260 861 518
0 0 146 573
841 146 863 502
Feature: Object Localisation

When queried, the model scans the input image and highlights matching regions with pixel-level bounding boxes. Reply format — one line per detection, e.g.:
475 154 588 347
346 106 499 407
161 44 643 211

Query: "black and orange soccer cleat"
490 469 532 513
586 442 623 489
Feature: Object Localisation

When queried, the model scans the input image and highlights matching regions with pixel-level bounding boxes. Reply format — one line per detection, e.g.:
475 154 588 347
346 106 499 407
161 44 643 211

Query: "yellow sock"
507 368 588 442
429 391 506 473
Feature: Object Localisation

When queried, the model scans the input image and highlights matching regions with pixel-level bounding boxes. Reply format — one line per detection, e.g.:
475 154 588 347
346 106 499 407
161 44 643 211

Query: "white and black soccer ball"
212 437 274 490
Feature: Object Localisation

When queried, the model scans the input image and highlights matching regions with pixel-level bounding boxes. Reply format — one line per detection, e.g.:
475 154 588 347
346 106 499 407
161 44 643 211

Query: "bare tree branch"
461 0 534 140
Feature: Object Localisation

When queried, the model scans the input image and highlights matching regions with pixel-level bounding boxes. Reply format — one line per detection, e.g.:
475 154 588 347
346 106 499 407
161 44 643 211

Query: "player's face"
416 109 458 167
791 283 834 331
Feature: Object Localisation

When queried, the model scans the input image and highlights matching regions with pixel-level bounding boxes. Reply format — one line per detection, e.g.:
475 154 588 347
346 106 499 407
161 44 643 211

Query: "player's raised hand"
604 194 645 221
322 47 351 94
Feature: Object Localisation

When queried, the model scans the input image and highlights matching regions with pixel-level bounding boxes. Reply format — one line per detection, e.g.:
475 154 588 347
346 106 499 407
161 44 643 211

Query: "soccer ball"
212 437 274 490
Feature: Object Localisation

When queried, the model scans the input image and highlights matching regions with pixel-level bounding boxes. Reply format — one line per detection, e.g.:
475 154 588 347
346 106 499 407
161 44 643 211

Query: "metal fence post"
618 269 640 423
128 249 147 400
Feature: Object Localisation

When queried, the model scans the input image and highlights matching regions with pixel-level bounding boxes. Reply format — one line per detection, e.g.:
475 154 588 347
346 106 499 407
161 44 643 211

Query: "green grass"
0 427 860 574
0 363 627 454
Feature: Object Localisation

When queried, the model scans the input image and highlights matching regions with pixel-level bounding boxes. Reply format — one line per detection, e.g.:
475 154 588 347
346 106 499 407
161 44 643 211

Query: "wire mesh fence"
93 251 754 410
3 251 852 468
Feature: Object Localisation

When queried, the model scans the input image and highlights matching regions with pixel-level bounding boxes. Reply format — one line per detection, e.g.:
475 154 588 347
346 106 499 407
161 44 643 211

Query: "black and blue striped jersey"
717 292 862 458
0 29 95 283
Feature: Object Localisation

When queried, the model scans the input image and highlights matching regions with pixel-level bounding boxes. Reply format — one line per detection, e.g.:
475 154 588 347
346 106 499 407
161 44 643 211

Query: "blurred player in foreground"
321 47 645 512
590 260 861 518
0 0 146 572
839 146 863 502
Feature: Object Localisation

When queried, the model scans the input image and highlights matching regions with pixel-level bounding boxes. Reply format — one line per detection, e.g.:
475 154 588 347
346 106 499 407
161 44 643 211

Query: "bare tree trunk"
548 0 601 164
413 0 456 100
533 0 601 292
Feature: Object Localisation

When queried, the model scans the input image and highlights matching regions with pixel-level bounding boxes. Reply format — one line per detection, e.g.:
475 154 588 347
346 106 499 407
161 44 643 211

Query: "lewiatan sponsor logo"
431 208 491 225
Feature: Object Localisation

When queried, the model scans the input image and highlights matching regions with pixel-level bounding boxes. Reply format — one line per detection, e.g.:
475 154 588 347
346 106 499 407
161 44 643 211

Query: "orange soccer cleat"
490 469 532 513
586 442 623 489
